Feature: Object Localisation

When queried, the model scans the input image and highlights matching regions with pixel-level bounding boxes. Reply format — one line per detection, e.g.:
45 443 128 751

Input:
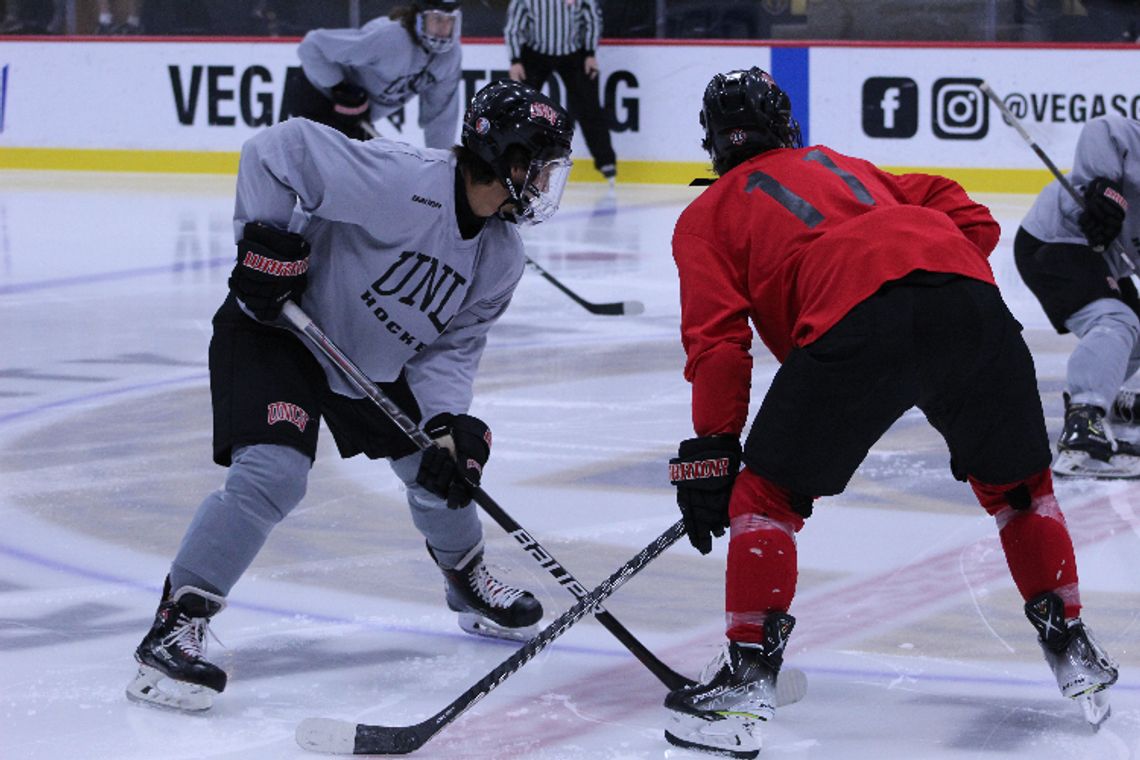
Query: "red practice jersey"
673 145 1001 437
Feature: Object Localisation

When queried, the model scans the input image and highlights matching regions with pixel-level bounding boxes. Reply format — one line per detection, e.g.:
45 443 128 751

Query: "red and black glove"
229 222 309 321
416 413 492 509
1079 176 1128 251
669 435 741 555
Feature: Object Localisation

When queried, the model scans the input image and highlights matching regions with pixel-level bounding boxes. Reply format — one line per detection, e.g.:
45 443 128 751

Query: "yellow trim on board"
0 147 240 174
1 147 1057 194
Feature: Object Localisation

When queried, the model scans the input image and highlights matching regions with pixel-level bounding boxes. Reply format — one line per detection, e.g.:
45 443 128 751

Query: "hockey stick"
357 119 379 139
279 301 689 689
979 82 1138 279
296 520 687 755
524 255 645 316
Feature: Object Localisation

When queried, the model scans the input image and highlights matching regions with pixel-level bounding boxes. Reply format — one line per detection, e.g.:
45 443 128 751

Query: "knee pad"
729 468 807 535
969 468 1062 526
226 444 309 527
1090 300 1140 340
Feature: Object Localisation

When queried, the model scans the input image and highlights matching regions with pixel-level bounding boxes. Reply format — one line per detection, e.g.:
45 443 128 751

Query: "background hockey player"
664 67 1119 757
125 79 574 712
1014 115 1140 478
282 0 463 145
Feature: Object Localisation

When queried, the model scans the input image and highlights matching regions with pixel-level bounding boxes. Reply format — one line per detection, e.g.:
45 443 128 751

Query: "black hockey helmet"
415 0 461 53
462 80 574 225
700 67 802 176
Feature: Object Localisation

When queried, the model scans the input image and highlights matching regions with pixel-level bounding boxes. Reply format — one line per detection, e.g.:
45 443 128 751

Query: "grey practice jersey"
234 118 525 422
1022 115 1140 260
297 16 461 149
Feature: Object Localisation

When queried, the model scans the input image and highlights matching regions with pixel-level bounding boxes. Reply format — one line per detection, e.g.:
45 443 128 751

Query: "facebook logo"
862 77 917 138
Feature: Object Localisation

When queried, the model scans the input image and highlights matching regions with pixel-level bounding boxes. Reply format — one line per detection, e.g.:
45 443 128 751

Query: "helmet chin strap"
497 175 526 223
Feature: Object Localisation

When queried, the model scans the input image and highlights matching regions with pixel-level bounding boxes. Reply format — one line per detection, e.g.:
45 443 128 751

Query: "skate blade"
457 612 538 642
1052 450 1140 479
125 665 216 712
664 711 761 759
1077 688 1112 727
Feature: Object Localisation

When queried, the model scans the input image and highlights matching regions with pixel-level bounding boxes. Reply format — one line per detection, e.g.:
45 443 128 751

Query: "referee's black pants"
520 46 617 175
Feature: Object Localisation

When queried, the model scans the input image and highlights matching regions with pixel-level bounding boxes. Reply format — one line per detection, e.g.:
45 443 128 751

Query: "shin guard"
970 469 1081 617
725 470 802 642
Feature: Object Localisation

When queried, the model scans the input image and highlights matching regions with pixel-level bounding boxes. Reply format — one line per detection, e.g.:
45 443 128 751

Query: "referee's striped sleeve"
504 0 530 62
581 1 601 54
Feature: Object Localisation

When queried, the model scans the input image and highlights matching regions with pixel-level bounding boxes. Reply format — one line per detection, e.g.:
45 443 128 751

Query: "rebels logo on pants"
267 401 310 433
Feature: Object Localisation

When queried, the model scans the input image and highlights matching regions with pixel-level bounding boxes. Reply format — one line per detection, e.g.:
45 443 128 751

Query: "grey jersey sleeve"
1070 116 1130 188
233 118 384 236
297 27 367 89
1021 116 1140 248
296 18 413 90
418 58 462 149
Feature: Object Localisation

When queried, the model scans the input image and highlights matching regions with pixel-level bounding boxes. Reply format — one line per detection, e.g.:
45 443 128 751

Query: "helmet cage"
501 155 573 225
415 4 461 53
700 67 802 175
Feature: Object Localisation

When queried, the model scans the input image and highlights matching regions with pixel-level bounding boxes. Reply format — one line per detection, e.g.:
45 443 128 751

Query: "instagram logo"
931 78 988 140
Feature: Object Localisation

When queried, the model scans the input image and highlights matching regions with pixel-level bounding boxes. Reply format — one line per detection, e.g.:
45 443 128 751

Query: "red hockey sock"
969 469 1081 617
725 469 802 642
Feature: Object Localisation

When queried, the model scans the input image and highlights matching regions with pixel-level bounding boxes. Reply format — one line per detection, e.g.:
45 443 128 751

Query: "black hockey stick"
279 301 689 689
524 255 645 316
295 519 688 755
979 82 1138 279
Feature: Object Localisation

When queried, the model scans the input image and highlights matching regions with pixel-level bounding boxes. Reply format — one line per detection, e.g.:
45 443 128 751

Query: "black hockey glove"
229 222 310 321
1079 176 1127 251
330 81 369 118
669 435 741 555
416 413 492 509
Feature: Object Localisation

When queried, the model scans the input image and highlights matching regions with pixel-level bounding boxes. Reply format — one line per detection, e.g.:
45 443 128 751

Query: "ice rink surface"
0 171 1137 759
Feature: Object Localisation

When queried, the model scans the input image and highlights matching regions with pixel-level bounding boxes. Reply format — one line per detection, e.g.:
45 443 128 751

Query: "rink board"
0 38 1137 188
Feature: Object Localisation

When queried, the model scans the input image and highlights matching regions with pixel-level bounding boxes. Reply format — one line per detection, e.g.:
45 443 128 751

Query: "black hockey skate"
1053 401 1140 478
664 613 795 759
126 578 227 712
1025 592 1118 726
430 542 543 642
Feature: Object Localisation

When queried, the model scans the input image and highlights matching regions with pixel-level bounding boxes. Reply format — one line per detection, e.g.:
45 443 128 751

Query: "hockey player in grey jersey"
125 80 574 712
282 0 462 145
1016 115 1140 478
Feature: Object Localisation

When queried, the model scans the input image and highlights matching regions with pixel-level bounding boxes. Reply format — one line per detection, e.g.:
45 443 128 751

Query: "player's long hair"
388 5 419 42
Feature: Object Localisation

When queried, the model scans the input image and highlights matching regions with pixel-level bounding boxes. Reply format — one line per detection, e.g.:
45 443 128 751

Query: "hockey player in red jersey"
663 67 1118 757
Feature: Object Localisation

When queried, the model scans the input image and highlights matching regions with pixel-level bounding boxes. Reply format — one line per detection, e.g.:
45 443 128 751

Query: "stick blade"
296 717 358 754
296 717 430 756
584 299 644 316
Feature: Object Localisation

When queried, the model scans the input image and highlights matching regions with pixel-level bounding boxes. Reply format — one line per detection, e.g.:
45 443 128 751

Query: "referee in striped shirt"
505 0 617 185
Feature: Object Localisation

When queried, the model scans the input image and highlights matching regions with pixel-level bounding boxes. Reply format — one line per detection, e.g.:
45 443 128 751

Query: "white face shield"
416 9 461 54
506 156 572 226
